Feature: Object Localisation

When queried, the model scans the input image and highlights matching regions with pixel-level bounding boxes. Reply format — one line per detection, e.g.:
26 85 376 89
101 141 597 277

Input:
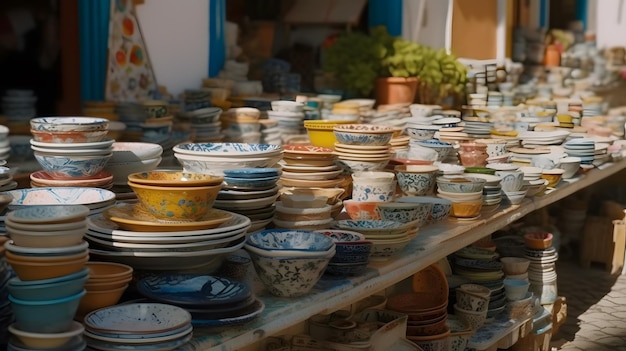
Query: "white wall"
402 0 449 49
595 0 626 49
136 0 209 97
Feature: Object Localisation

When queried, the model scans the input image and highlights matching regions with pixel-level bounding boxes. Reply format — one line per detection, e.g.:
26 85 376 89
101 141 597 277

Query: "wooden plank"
283 0 366 25
451 0 498 59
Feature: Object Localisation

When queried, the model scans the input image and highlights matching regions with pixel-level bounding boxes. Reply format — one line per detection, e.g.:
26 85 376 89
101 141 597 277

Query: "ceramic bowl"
369 236 412 260
503 189 528 205
30 130 109 143
342 200 381 220
303 120 357 149
338 158 390 172
9 289 86 333
8 321 84 349
437 190 482 202
223 175 279 188
109 142 163 163
351 171 397 202
447 316 473 351
84 303 191 334
503 278 530 301
85 262 133 282
500 257 531 275
455 289 489 312
7 205 90 224
175 152 282 176
273 202 331 222
376 202 432 226
248 250 332 297
333 124 395 146
332 220 410 237
280 194 328 209
5 224 86 248
271 100 305 112
30 117 109 133
436 176 486 193
450 199 482 218
173 142 283 157
77 284 129 318
397 196 452 223
127 182 221 221
7 268 89 301
34 153 111 179
541 168 565 187
558 157 581 179
7 253 89 280
128 171 223 187
246 229 335 252
405 125 440 140
394 165 439 196
453 304 487 330
413 140 453 161
106 157 162 185
524 232 553 250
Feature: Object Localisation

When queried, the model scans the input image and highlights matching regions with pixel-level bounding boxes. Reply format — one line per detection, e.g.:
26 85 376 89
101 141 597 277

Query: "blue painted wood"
368 0 402 36
78 0 110 102
208 0 226 77
540 0 549 28
575 0 588 30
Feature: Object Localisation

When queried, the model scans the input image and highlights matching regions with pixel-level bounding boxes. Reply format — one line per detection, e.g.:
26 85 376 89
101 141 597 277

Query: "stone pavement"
550 258 626 350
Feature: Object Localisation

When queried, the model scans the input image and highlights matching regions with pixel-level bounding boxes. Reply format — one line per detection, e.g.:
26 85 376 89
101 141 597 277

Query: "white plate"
280 169 343 181
214 193 279 210
86 230 245 249
30 139 115 149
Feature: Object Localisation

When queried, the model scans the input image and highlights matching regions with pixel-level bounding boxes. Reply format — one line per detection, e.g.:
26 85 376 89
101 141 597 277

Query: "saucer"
104 203 233 232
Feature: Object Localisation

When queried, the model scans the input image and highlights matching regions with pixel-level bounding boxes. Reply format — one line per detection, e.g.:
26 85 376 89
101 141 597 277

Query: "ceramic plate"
278 176 347 188
83 325 192 344
508 147 551 155
85 231 245 251
6 204 90 224
213 193 279 211
332 220 411 236
84 303 191 334
85 226 247 244
30 138 114 149
30 170 113 187
280 169 343 181
88 211 250 237
103 203 233 232
334 142 391 151
136 274 251 307
191 298 264 327
455 246 498 260
4 187 116 209
333 151 391 159
283 145 334 156
84 333 192 351
278 163 340 173
222 168 281 179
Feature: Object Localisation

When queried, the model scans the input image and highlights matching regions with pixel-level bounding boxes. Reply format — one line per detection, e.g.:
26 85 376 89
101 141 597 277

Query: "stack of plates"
467 93 487 107
518 130 570 146
582 99 604 117
593 142 610 166
2 90 36 124
267 110 306 141
0 126 9 163
390 135 410 158
463 121 494 138
525 246 558 304
280 145 344 183
487 92 503 107
215 168 281 233
87 208 250 271
178 107 224 143
332 220 416 261
83 303 193 350
334 142 393 173
259 120 282 145
137 274 264 327
563 139 595 164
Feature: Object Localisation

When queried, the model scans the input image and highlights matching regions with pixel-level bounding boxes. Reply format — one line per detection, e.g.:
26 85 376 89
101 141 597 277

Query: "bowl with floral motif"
332 124 395 146
332 220 410 236
30 117 109 133
245 229 335 252
34 153 111 180
397 196 452 223
376 202 433 226
315 229 372 255
395 165 439 196
173 142 283 157
436 176 486 193
413 139 453 161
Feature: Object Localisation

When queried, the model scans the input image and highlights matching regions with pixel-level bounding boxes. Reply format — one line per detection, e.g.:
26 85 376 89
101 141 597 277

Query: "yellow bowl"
540 169 564 187
304 120 358 149
128 181 222 221
128 171 224 187
450 200 483 218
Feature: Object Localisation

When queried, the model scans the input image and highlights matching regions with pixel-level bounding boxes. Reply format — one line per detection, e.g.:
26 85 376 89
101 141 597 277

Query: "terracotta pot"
375 77 418 105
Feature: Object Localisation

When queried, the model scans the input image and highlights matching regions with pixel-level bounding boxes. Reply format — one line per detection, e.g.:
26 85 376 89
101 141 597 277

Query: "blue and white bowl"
34 152 111 179
405 124 440 141
30 117 109 133
223 168 281 179
397 196 452 223
413 139 453 161
436 176 487 193
376 202 433 226
223 175 280 188
332 220 409 236
175 153 282 176
395 165 439 196
332 124 395 146
246 229 334 252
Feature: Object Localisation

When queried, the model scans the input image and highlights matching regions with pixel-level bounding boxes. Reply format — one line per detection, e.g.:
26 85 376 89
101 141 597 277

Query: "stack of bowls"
105 142 163 187
279 187 346 220
0 125 10 163
524 232 558 305
316 229 372 276
138 100 173 145
77 261 133 319
4 206 89 349
303 119 356 149
82 303 193 350
465 174 503 212
267 100 306 141
29 117 109 144
177 107 224 142
136 274 264 327
214 168 280 233
500 257 530 282
274 193 333 230
412 139 453 162
0 166 16 193
3 187 117 217
332 220 415 261
563 138 595 165
221 107 262 144
259 119 282 145
436 177 486 219
333 124 395 172
173 142 283 176
0 236 14 345
280 145 345 188
487 163 526 204
453 284 490 330
244 230 335 297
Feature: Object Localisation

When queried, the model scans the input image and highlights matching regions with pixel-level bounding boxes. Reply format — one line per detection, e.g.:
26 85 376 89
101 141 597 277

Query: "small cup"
504 278 530 301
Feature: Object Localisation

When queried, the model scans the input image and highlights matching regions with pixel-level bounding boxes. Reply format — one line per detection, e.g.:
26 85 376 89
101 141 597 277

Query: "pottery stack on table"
2 90 37 125
76 261 133 319
214 168 280 233
4 205 91 351
82 303 193 350
0 125 11 163
436 176 486 220
136 274 264 327
138 100 173 146
273 193 333 231
333 124 395 172
2 187 117 218
244 229 335 297
173 142 283 176
176 107 224 143
279 187 346 220
453 283 490 330
316 229 372 276
486 163 527 205
280 145 346 189
462 173 503 214
267 100 306 142
332 220 416 261
523 232 558 305
453 246 507 321
29 117 114 189
221 107 262 144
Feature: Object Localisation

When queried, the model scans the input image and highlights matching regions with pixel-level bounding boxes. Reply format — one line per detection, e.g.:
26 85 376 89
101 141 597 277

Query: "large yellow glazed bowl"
128 181 222 221
304 119 358 149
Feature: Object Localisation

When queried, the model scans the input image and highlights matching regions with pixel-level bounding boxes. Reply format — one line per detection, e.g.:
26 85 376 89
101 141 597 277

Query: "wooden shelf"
180 158 626 351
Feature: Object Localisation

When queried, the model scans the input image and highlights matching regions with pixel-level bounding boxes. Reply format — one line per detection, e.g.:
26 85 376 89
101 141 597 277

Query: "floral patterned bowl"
173 143 283 157
246 229 335 252
332 220 410 236
396 196 452 223
30 117 109 133
395 165 439 196
436 176 486 193
376 202 433 226
315 229 372 255
333 124 395 146
34 153 111 179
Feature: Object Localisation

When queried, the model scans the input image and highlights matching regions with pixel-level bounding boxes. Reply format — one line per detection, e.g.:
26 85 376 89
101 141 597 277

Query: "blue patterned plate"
173 143 283 156
136 274 251 307
223 168 282 179
191 298 264 327
3 187 116 210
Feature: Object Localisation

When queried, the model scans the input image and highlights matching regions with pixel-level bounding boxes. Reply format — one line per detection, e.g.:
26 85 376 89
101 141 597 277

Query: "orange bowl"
524 232 553 250
85 262 133 281
76 284 129 319
7 256 88 281
450 200 483 218
342 200 381 220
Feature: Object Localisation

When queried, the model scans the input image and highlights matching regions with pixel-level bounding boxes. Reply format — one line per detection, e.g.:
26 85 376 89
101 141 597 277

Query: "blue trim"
575 0 587 30
539 0 549 28
368 0 402 36
78 0 110 102
208 0 226 77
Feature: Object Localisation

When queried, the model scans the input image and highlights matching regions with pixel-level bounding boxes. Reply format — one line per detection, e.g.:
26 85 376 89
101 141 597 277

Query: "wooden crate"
580 216 626 274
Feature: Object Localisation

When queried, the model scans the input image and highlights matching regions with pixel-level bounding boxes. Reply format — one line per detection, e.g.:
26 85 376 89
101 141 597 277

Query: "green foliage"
323 26 468 99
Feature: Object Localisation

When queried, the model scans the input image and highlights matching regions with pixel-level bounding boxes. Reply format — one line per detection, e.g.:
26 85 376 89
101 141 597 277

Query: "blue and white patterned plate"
246 229 334 252
173 143 283 156
136 274 251 307
84 303 191 333
3 187 116 210
7 204 90 224
191 299 264 327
